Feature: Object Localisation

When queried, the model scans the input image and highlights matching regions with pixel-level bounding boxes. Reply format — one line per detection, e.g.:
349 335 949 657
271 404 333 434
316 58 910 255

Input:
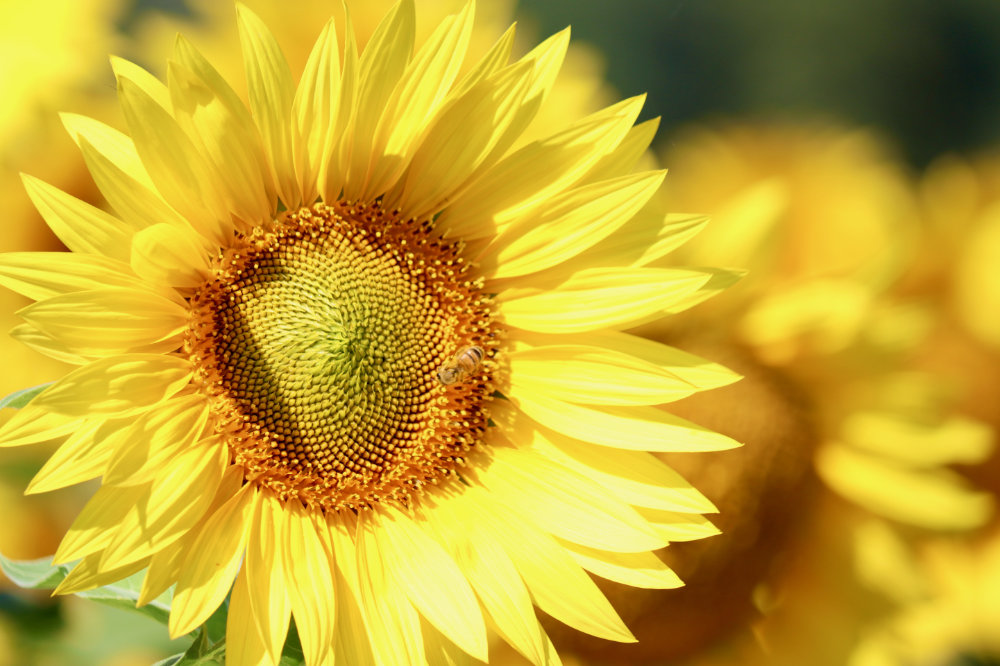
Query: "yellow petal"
424 496 549 666
21 174 132 262
495 405 716 513
10 324 89 365
0 403 81 448
549 440 714 514
394 59 533 219
464 487 634 642
102 396 209 486
479 446 664 553
584 117 661 183
30 354 191 416
341 0 415 200
130 223 213 289
61 112 155 188
0 252 137 301
55 551 148 596
817 442 994 530
564 212 709 271
511 328 740 391
26 417 131 493
19 287 187 356
508 344 695 406
356 511 427 665
139 537 187 608
326 4 360 201
100 435 227 571
485 171 665 280
117 74 231 244
452 23 516 96
111 56 171 109
377 505 488 661
227 568 275 666
170 483 258 638
246 491 292 664
236 3 298 208
78 137 190 234
662 267 745 315
280 502 336 666
170 36 274 222
291 18 341 204
843 412 994 468
557 540 682 589
364 0 475 199
440 95 644 239
328 515 378 666
138 466 245 607
635 507 721 542
498 267 710 334
53 484 145 564
511 395 741 452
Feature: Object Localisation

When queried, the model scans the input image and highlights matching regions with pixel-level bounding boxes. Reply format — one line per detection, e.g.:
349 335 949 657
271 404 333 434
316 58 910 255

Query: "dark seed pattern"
185 201 496 512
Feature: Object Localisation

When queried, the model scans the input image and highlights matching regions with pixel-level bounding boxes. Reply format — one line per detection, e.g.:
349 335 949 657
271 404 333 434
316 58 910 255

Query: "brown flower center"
185 201 496 511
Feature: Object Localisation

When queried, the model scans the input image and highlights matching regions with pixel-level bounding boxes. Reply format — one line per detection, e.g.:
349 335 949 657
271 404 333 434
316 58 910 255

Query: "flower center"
185 202 496 511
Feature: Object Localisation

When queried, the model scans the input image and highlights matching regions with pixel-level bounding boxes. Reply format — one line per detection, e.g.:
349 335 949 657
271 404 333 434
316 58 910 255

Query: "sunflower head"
186 200 497 511
0 2 740 664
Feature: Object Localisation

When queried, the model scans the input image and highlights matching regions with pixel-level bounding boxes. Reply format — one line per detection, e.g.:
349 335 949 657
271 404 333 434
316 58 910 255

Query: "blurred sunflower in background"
838 151 1000 666
0 1 741 664
520 122 997 666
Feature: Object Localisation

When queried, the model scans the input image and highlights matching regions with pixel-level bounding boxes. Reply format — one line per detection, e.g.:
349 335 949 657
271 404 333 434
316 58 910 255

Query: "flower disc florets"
185 201 496 511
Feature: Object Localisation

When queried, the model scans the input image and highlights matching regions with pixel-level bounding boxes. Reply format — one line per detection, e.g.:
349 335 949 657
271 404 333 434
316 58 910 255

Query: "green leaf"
0 555 72 588
161 628 225 665
203 598 229 644
0 553 174 626
78 569 174 626
0 382 52 409
152 656 183 666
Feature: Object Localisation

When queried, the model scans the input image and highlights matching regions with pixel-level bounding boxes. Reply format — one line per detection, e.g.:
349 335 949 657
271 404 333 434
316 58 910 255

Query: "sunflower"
533 122 994 666
849 523 1000 666
657 121 992 532
0 2 739 664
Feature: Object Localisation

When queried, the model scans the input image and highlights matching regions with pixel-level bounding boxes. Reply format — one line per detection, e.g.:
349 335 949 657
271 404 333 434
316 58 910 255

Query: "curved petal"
237 3 298 208
21 174 132 262
363 0 475 199
439 95 644 239
507 344 696 406
117 74 232 244
280 502 336 666
483 170 665 280
30 354 192 416
245 491 292 664
169 483 258 638
498 267 711 334
377 505 487 661
510 395 741 452
478 446 664 553
19 287 188 356
170 36 275 222
130 223 213 289
340 0 415 200
557 540 683 589
291 18 341 205
0 252 137 302
26 416 133 493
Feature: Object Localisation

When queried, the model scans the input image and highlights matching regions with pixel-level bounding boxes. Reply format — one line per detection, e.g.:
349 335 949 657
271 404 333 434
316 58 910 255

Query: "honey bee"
436 345 485 385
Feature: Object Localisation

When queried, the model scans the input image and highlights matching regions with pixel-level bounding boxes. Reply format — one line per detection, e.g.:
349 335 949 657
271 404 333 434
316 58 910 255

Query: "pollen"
184 202 497 512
